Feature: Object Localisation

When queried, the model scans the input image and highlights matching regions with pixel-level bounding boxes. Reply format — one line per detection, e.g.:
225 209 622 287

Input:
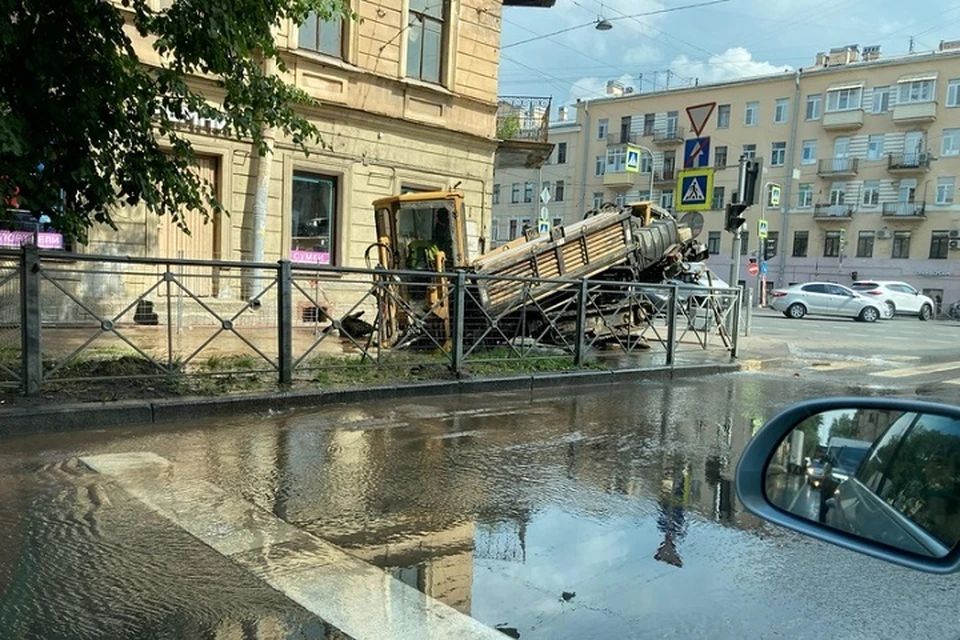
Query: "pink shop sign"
0 230 64 250
290 249 330 265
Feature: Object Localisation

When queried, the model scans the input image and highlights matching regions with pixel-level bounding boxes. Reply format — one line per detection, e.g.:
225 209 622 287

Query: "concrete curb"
1 362 746 437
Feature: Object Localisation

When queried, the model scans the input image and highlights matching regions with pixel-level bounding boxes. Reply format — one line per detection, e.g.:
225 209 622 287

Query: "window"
555 180 565 202
824 231 841 257
740 231 750 255
774 98 789 123
299 11 344 57
598 118 609 140
508 219 518 238
931 230 950 259
798 183 814 208
556 142 568 164
744 101 758 126
615 192 626 207
717 104 731 129
666 111 679 136
942 129 960 157
892 231 911 259
511 183 520 204
595 155 606 177
867 135 885 161
406 0 446 84
800 139 817 165
742 143 756 159
640 153 652 173
715 146 728 169
862 180 880 206
898 79 936 104
936 177 955 205
592 192 604 209
949 79 960 108
793 230 809 257
660 191 674 210
553 217 562 229
606 147 626 172
771 141 786 166
523 182 533 203
711 186 725 210
826 87 863 112
643 113 656 136
805 94 821 120
829 182 846 206
856 231 875 258
872 86 891 113
492 184 500 205
292 171 338 264
707 231 721 255
491 217 500 241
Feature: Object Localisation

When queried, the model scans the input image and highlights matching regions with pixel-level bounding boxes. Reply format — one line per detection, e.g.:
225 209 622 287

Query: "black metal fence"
1 247 741 394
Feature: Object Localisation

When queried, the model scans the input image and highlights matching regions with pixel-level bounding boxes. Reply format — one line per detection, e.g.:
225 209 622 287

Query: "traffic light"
725 203 747 232
839 228 847 248
763 237 778 261
742 158 763 205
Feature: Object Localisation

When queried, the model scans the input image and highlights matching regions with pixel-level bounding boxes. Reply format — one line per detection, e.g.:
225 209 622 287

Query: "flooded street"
2 372 960 639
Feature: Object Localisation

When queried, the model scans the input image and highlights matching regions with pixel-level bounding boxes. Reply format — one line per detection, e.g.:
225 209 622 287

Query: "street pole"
759 193 765 308
728 155 749 289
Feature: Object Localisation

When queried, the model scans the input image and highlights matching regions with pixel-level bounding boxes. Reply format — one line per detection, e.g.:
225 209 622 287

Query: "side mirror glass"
737 399 960 573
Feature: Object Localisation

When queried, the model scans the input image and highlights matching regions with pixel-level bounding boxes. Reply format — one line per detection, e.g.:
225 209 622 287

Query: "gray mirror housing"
736 397 960 574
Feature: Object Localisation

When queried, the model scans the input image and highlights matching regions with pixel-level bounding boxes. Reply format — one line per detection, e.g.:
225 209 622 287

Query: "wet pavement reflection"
1 373 959 639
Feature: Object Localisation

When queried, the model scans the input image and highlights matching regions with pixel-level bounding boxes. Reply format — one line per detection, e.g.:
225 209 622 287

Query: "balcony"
607 133 639 146
822 109 864 131
653 126 684 145
882 201 926 219
887 152 931 174
813 204 854 219
603 171 637 188
892 101 937 125
817 157 859 178
652 169 677 186
495 96 553 169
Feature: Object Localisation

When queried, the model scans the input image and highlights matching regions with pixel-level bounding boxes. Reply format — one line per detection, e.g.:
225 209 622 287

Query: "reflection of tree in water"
655 458 692 568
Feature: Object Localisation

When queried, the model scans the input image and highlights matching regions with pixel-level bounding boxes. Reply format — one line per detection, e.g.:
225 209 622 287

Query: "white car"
850 280 935 320
769 282 884 322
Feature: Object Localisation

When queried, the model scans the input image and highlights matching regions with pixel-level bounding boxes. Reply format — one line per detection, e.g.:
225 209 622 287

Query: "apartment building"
72 0 553 283
526 43 960 305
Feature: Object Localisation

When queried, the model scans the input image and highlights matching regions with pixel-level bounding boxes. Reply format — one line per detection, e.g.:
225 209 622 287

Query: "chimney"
827 44 859 66
606 79 625 96
940 39 960 52
558 106 568 121
862 45 881 61
815 52 829 67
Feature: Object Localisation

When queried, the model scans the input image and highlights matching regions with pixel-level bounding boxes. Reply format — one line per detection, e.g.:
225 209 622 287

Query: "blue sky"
498 0 960 107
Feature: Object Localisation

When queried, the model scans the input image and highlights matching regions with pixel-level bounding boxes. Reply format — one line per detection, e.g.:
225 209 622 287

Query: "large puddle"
1 373 958 639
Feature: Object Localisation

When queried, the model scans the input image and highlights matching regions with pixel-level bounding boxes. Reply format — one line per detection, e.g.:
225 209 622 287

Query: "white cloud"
669 47 791 84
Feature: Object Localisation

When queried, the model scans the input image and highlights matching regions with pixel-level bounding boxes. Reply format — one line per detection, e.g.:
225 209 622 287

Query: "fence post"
451 271 466 375
20 245 42 395
731 287 743 359
665 284 679 367
277 260 293 385
743 287 753 337
574 279 588 367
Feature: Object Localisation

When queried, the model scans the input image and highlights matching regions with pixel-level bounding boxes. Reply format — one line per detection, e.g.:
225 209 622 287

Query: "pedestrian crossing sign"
675 168 714 212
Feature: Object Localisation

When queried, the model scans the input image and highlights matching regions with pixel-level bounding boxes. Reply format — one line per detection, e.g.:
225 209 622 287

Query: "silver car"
769 282 883 322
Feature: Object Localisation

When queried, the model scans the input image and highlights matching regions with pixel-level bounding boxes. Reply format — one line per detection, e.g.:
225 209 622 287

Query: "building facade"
499 43 960 306
78 0 552 281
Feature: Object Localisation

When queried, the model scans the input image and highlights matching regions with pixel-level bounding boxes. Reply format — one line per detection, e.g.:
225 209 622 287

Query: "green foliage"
497 113 522 140
0 0 353 242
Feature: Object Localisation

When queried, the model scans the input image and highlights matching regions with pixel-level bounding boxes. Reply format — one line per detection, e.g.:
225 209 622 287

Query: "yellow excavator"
368 190 709 349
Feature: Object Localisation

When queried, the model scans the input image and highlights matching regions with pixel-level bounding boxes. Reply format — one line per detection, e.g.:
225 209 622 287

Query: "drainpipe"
778 68 803 286
578 100 591 214
250 55 277 298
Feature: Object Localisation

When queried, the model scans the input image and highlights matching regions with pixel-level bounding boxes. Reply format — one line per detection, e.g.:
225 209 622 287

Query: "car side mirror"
736 398 960 574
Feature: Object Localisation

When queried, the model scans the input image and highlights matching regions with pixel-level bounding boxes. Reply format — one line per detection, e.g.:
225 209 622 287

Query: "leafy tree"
0 0 353 242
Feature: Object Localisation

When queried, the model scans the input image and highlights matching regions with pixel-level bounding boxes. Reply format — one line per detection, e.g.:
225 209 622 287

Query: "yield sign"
686 102 716 137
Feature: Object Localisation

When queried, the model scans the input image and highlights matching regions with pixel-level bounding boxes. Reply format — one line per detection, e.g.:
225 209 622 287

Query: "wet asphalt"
1 371 959 639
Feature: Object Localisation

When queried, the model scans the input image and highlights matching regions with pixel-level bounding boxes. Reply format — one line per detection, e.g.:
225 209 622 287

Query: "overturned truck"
367 190 711 351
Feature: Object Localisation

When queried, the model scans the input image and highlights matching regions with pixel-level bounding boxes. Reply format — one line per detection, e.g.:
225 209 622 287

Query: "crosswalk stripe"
944 378 960 386
871 361 960 379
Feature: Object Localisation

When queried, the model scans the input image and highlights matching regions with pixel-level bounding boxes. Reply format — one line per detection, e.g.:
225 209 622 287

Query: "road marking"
871 361 960 379
807 362 866 371
944 378 960 386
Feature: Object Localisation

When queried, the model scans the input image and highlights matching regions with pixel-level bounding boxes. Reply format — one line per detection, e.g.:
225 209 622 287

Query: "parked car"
850 280 935 320
768 282 884 322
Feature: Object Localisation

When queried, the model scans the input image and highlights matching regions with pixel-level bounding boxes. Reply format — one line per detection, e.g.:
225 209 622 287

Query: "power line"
501 0 731 49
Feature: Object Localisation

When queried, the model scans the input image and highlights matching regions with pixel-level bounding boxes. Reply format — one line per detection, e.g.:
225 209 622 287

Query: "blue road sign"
675 169 713 211
683 136 711 169
759 261 768 276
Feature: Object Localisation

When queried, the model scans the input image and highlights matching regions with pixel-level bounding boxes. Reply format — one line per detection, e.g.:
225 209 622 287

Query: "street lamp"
595 17 613 30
